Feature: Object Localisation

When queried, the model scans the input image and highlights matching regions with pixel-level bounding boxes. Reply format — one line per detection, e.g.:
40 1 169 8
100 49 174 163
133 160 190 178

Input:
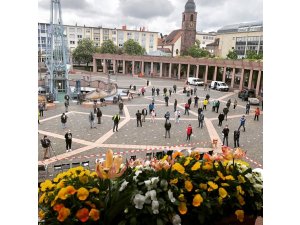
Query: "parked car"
238 89 256 101
187 77 204 86
248 97 260 105
210 81 229 92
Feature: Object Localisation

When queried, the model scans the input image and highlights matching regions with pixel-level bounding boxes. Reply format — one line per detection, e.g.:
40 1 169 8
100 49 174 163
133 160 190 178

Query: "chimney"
122 25 127 30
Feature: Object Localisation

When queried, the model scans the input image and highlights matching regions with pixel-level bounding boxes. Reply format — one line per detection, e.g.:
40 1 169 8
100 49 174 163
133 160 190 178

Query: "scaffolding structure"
45 0 70 99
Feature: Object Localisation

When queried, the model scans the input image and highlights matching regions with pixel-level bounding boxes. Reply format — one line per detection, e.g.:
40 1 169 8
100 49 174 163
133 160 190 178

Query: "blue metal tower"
45 0 70 101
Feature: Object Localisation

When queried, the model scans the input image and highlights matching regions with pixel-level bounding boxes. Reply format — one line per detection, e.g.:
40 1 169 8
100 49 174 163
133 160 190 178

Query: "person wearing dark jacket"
234 130 240 148
136 110 142 127
163 87 167 95
38 102 44 117
222 125 229 146
61 113 68 129
215 100 220 113
164 111 171 122
119 101 124 114
198 112 204 128
245 102 251 115
96 108 102 124
152 87 155 96
165 95 169 106
65 130 72 152
194 96 199 108
188 97 192 106
112 113 120 132
169 88 172 97
156 88 160 96
173 84 177 93
218 112 225 126
198 107 203 115
164 120 172 138
223 107 229 121
226 99 231 109
174 99 178 112
142 108 148 122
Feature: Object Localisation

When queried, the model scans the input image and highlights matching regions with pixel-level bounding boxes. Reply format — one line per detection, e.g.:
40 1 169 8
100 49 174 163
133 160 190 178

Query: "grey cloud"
119 0 174 19
39 0 90 10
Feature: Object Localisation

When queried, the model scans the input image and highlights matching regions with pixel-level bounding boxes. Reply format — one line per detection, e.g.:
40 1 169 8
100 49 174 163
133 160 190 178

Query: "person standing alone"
65 130 72 152
136 110 142 127
164 120 171 138
186 124 193 142
222 125 229 146
61 113 68 129
254 107 260 121
142 107 147 122
39 102 44 117
112 113 120 132
233 130 240 148
89 111 96 129
174 99 178 112
198 112 204 128
238 115 246 132
97 108 102 124
218 112 225 126
233 99 238 109
245 102 250 115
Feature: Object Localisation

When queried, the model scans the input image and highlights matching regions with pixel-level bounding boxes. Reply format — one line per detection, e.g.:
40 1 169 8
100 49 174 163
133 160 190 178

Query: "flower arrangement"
39 147 263 225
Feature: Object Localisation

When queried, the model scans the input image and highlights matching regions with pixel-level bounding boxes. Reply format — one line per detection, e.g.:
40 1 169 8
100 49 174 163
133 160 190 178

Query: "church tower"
181 0 197 55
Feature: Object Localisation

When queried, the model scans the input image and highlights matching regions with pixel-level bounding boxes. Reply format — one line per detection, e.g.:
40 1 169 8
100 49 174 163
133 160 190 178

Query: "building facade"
196 32 216 49
215 21 263 59
38 23 159 62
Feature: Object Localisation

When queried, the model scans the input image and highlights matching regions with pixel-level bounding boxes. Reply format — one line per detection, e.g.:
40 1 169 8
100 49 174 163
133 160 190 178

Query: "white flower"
253 183 263 192
172 214 181 225
151 177 159 186
168 189 176 203
144 160 151 167
133 194 146 209
245 173 255 183
149 190 157 201
133 170 143 182
152 200 159 214
119 180 129 192
144 180 152 190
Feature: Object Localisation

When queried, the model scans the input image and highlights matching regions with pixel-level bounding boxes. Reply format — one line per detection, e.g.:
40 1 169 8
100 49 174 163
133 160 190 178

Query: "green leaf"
157 218 164 225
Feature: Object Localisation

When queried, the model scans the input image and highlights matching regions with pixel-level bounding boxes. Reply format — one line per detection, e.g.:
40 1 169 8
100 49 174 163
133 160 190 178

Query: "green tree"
72 38 97 66
186 45 210 58
123 39 145 55
226 50 238 59
99 40 117 54
246 50 263 60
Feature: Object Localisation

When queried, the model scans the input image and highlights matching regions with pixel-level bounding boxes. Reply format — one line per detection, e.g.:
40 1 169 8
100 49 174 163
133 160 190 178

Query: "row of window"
236 36 262 42
202 36 214 40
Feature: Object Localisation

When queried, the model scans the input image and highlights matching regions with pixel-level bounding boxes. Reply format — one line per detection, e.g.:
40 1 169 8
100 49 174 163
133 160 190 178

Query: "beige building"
214 21 263 59
196 32 216 49
38 23 159 62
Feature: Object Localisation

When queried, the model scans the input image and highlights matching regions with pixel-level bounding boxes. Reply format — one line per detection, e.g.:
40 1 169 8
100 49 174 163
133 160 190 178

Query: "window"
77 35 82 38
183 15 185 21
94 37 100 41
127 32 132 36
104 36 109 41
69 34 75 39
70 41 75 44
190 14 194 21
142 33 146 37
86 29 90 33
112 30 116 35
112 37 116 42
104 29 109 34
119 43 123 47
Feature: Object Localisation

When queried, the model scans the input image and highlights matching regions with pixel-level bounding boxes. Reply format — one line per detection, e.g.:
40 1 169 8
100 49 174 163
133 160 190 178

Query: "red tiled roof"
158 29 183 46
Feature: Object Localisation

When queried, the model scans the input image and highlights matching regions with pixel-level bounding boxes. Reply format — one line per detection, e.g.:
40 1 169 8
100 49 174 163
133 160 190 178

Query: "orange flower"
234 148 246 159
85 201 96 208
66 185 76 195
235 209 244 222
172 163 185 174
53 203 64 212
185 180 193 192
203 153 213 161
178 202 187 215
76 208 90 223
237 194 245 206
89 209 100 221
172 151 183 159
57 207 70 222
192 194 203 207
77 187 89 201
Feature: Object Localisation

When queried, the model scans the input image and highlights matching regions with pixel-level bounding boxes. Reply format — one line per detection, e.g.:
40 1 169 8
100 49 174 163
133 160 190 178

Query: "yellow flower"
57 207 71 222
40 180 55 192
89 188 99 194
89 208 100 221
57 188 68 200
105 149 114 168
202 162 213 170
77 187 89 201
79 175 89 184
84 170 91 176
162 155 168 161
218 197 223 205
199 183 207 190
238 175 246 183
66 185 76 195
207 181 218 190
236 186 245 195
38 210 45 220
208 187 213 192
218 187 228 198
170 178 178 184
90 172 98 177
225 175 235 180
178 194 185 201
172 163 185 174
217 171 226 180
56 179 65 189
39 193 46 204
235 209 244 222
178 202 187 215
221 183 229 187
185 180 193 192
192 194 203 207
184 157 192 166
191 162 201 171
237 194 245 206
53 177 59 183
51 196 58 207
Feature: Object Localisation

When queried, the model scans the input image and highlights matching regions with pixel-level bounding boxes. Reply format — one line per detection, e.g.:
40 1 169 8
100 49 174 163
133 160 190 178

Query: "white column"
187 64 190 78
248 69 254 89
160 62 163 77
204 65 208 83
231 68 235 88
132 61 135 75
239 68 245 90
222 66 226 82
103 59 107 74
255 70 262 96
178 64 181 79
123 60 125 75
93 58 96 73
213 66 217 81
169 63 172 78
113 60 116 74
151 62 154 74
196 65 199 78
141 61 144 75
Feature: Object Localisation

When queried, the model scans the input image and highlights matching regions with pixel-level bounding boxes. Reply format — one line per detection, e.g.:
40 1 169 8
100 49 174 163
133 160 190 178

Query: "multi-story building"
214 21 263 59
196 32 216 49
38 23 159 62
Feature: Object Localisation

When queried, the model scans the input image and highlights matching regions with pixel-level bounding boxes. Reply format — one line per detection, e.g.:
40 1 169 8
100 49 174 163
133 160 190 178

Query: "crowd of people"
39 81 262 160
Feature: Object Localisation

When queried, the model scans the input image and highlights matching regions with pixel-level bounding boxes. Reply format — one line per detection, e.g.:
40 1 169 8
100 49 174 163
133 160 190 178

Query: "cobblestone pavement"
39 75 263 179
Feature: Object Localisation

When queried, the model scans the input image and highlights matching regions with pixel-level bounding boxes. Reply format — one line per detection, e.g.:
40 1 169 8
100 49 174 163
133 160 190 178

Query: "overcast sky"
38 0 262 35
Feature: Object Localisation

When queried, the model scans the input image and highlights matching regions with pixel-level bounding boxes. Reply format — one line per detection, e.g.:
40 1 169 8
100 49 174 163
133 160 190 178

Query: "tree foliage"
186 45 210 58
123 39 145 55
72 38 97 66
99 40 117 54
246 50 263 60
226 50 238 59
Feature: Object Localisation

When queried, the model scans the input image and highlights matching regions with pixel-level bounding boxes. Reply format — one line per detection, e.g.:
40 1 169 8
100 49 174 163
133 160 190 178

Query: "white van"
210 81 229 92
187 77 204 86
